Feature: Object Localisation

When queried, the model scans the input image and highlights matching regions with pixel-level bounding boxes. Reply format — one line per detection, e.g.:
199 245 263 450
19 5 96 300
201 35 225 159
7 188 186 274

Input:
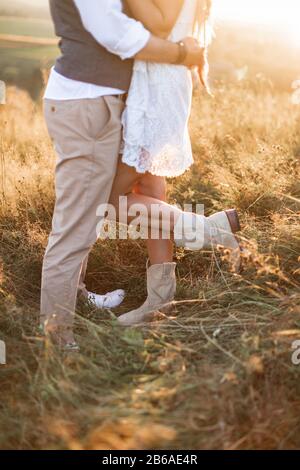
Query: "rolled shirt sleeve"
73 0 150 60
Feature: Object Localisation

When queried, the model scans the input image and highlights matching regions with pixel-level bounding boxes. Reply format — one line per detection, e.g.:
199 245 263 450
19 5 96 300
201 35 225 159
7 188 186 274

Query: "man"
41 0 206 351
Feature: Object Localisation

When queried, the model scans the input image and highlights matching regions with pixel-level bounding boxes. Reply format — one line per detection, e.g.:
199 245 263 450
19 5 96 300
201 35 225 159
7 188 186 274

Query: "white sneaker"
87 290 125 309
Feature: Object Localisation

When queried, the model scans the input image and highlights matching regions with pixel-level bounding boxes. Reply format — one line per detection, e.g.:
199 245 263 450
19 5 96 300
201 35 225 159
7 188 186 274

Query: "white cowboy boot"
174 209 241 270
207 210 241 270
117 263 176 327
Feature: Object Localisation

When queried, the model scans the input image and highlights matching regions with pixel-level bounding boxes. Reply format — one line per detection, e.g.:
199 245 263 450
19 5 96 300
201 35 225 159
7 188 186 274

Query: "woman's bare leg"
134 173 173 265
109 161 241 265
109 161 181 234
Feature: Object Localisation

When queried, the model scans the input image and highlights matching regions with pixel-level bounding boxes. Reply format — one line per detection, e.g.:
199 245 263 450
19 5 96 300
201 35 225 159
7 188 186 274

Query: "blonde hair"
193 0 213 95
194 0 213 47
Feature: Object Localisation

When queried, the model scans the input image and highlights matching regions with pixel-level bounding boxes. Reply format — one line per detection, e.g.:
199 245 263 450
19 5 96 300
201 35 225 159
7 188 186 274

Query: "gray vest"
49 0 133 90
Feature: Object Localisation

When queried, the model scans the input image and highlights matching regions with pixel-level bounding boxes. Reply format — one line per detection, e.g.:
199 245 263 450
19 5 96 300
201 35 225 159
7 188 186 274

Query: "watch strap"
174 41 187 65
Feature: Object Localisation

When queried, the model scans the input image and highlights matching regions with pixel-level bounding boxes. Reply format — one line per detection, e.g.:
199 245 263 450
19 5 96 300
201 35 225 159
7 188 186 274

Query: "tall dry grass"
0 56 300 449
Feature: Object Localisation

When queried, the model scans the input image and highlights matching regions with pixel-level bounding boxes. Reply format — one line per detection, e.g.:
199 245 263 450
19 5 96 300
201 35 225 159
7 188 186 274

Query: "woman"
108 0 240 326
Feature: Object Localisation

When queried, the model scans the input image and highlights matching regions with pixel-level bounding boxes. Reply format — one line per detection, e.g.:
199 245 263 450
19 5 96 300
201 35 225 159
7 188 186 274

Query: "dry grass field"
0 27 300 450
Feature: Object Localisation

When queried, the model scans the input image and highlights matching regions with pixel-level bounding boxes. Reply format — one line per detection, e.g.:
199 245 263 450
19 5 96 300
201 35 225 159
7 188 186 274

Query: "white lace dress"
121 0 198 177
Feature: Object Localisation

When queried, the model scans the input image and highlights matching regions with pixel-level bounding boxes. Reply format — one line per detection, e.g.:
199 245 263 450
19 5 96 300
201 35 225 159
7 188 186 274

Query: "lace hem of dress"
122 142 194 178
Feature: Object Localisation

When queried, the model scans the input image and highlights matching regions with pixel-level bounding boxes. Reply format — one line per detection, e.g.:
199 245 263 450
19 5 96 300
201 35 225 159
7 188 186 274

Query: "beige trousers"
41 96 124 330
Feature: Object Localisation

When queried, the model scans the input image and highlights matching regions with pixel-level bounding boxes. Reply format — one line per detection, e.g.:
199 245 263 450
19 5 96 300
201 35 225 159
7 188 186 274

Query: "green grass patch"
0 16 54 38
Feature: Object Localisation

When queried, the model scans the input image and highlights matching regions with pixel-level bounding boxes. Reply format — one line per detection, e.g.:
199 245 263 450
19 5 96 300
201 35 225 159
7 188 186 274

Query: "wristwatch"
174 41 188 65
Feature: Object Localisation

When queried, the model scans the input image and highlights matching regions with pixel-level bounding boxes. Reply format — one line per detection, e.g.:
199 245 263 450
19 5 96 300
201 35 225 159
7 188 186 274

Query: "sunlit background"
215 0 300 47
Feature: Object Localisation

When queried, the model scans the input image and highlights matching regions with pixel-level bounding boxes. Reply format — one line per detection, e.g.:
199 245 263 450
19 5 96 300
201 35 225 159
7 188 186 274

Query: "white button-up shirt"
44 0 150 100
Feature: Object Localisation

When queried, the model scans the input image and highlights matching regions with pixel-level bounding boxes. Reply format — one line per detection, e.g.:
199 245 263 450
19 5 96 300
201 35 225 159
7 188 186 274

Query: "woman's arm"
126 0 184 38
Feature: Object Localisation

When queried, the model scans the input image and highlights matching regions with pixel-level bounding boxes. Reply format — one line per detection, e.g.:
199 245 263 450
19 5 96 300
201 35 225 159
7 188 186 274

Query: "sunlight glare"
214 0 300 47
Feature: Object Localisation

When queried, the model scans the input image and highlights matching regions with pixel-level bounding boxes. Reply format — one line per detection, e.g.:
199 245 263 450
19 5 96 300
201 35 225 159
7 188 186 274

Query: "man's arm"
74 0 204 68
73 0 150 60
136 36 204 68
